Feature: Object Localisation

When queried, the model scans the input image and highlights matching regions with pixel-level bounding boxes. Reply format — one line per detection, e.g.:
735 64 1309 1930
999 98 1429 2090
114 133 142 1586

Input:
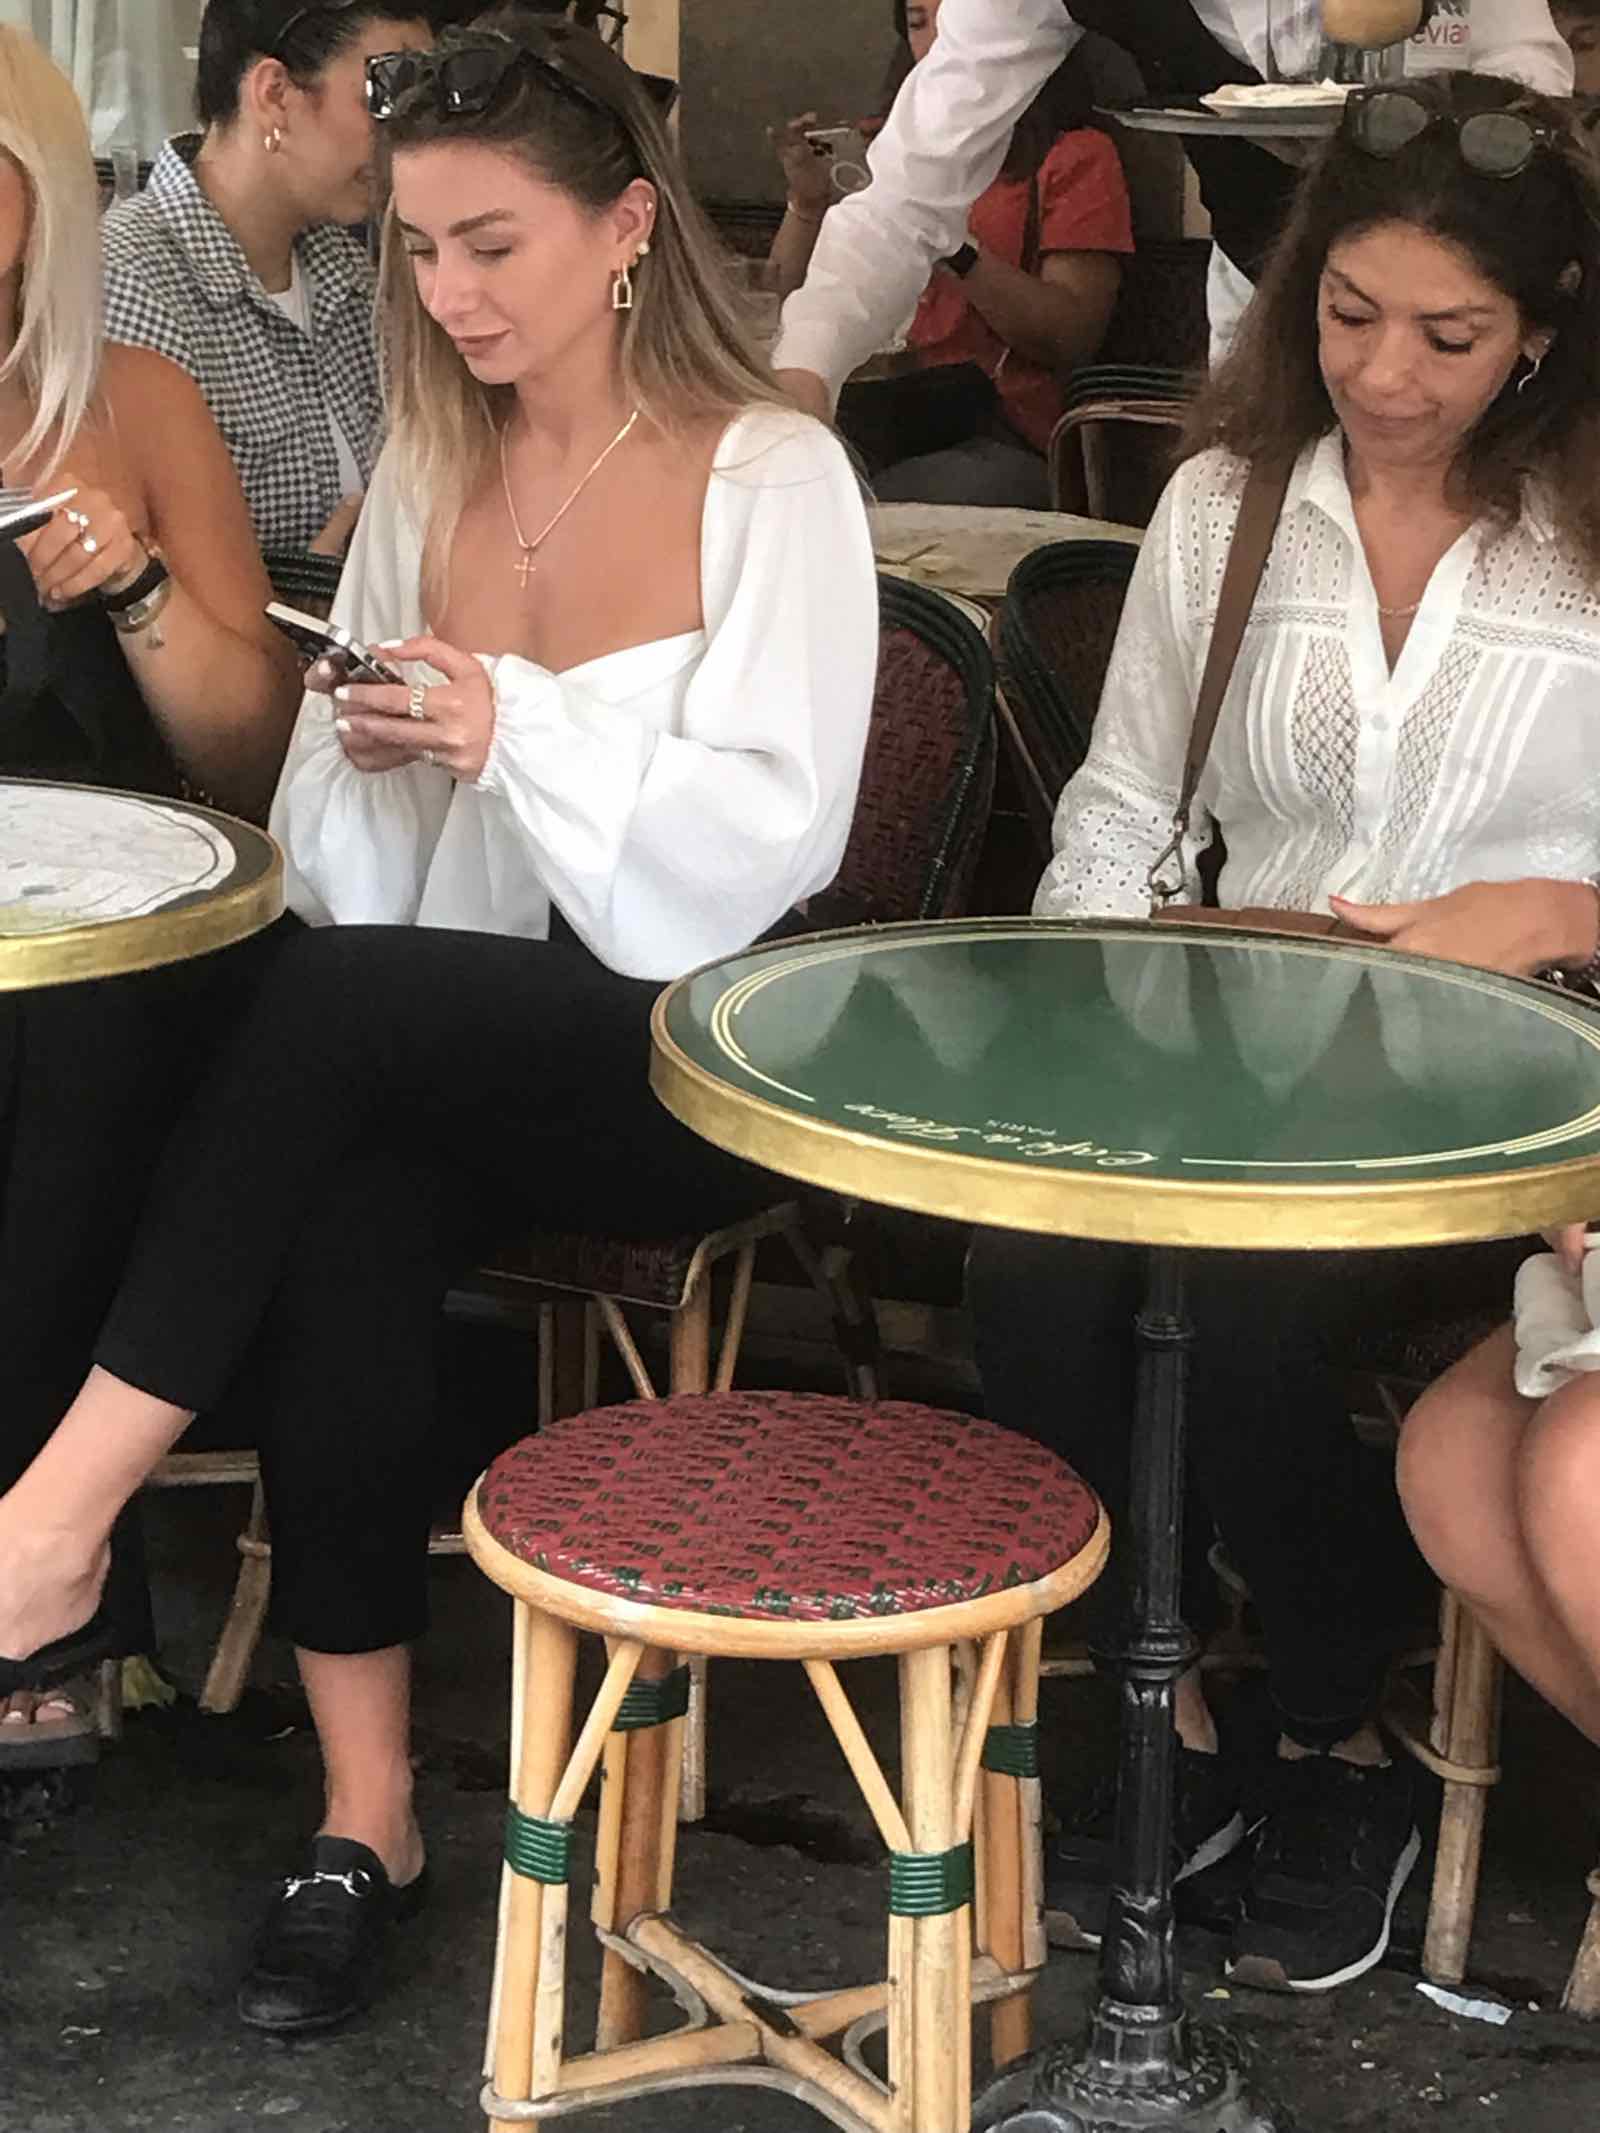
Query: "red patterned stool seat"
464 1393 1108 2131
474 1391 1102 1630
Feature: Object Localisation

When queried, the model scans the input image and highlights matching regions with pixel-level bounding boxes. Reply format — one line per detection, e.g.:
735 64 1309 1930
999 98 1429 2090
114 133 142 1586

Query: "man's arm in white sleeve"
1458 0 1573 93
773 0 1080 403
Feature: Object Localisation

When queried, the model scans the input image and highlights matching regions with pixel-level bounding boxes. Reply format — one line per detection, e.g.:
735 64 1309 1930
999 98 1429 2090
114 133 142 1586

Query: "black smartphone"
266 601 405 686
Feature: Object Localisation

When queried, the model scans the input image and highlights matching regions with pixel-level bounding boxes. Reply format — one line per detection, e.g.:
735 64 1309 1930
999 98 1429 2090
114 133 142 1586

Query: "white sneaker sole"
1045 1808 1248 1953
1226 1824 1422 1994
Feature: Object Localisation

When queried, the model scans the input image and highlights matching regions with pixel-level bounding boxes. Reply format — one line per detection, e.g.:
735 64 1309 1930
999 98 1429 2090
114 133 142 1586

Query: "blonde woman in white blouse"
0 12 875 2033
971 70 1600 2001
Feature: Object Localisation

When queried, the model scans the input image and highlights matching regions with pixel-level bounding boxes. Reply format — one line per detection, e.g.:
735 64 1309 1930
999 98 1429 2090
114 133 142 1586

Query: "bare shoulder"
101 341 210 429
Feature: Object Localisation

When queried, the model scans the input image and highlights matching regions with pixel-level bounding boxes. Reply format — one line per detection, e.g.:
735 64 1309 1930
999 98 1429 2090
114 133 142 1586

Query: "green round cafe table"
651 916 1600 2133
0 778 282 992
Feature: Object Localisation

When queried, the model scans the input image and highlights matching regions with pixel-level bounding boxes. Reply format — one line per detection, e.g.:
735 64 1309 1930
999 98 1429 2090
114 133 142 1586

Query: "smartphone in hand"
803 124 873 196
266 601 405 687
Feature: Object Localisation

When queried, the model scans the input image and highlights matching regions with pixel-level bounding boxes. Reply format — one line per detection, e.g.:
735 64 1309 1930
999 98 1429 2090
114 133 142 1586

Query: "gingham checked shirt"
101 136 383 555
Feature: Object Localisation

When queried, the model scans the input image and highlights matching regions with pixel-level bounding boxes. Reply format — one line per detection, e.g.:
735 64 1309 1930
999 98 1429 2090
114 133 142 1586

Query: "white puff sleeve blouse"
269 405 878 980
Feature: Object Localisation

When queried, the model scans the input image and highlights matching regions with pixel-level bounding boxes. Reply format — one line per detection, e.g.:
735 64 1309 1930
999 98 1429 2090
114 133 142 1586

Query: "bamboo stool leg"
670 1278 713 1827
1422 1591 1503 1985
594 1642 684 2050
489 1606 579 2124
898 1643 967 2133
978 1646 1031 2070
1563 1869 1600 2016
199 1477 272 1714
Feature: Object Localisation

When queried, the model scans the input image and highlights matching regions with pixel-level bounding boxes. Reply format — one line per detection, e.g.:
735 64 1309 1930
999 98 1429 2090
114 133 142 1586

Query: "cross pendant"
515 548 536 589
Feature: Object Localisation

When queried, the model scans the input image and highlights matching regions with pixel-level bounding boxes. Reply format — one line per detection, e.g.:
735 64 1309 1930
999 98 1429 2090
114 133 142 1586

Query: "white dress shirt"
270 406 878 982
1037 430 1600 923
773 0 1573 389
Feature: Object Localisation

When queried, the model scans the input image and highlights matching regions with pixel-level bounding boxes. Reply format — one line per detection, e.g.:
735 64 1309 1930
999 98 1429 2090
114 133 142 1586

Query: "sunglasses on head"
1343 85 1559 178
366 26 677 128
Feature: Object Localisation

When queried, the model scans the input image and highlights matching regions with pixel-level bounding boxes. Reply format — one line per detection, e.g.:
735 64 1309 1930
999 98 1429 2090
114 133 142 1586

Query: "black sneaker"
1045 1744 1248 1949
1227 1752 1420 1993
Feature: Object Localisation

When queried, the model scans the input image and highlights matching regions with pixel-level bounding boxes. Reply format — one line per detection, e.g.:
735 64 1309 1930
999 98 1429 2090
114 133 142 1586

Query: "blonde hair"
374 13 791 610
0 28 101 477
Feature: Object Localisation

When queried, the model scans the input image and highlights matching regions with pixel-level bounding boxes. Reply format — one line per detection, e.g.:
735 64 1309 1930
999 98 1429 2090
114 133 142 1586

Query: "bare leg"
297 1644 426 1888
1399 1329 1600 1745
0 1366 192 1664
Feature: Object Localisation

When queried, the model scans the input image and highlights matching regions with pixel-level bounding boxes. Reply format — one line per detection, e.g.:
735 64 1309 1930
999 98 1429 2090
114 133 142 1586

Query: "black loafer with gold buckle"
237 1835 429 2034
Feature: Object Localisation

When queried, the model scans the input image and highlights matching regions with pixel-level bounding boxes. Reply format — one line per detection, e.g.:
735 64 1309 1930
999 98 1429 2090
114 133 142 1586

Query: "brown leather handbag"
1146 457 1364 941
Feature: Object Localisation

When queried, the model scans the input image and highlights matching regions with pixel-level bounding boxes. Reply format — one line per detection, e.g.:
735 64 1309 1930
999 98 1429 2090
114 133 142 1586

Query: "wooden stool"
463 1391 1109 2133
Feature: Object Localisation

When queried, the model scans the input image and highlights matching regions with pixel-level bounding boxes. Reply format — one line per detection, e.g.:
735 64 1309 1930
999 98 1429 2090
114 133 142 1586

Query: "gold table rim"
649 918 1600 1252
0 781 284 993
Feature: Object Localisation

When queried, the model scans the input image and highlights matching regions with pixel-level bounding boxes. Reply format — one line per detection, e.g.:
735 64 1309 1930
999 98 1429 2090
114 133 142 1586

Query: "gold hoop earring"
611 262 634 313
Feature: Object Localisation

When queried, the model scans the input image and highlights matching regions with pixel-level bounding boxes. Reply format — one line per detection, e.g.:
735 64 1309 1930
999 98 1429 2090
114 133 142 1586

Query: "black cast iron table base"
970 1248 1283 2133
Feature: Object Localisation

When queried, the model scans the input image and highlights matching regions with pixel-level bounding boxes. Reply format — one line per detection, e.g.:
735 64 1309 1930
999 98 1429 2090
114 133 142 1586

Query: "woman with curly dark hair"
973 68 1600 1999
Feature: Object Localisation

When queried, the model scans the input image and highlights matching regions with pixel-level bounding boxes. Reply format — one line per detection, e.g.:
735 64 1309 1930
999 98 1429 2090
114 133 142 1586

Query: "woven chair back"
807 574 996 929
994 538 1136 848
1096 237 1212 373
264 550 345 621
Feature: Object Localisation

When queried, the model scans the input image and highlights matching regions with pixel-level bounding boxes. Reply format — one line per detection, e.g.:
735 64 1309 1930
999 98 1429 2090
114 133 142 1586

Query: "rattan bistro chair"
464 1392 1109 2133
1047 238 1210 524
260 548 344 619
148 577 999 1742
992 539 1138 849
461 571 997 1452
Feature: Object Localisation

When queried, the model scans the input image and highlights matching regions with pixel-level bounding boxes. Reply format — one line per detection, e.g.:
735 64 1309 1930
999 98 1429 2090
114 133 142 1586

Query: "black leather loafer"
237 1835 428 2035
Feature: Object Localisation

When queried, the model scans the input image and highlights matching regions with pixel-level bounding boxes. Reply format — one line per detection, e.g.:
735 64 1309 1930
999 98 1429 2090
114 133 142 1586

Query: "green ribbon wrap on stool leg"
888 1840 976 1917
611 1664 692 1731
980 1720 1039 1779
505 1807 572 1884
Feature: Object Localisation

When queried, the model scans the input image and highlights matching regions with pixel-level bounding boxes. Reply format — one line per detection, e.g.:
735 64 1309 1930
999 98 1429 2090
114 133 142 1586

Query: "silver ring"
420 748 436 767
407 683 427 721
78 531 99 556
65 508 89 530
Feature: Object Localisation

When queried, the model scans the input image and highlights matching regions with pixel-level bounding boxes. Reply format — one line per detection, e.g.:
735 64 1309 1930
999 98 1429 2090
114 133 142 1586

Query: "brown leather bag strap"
1146 456 1294 908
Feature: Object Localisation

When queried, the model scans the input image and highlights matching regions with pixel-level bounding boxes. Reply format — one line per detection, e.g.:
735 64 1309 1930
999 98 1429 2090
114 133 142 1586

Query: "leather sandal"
237 1835 429 2035
0 1599 114 1699
0 1674 100 1771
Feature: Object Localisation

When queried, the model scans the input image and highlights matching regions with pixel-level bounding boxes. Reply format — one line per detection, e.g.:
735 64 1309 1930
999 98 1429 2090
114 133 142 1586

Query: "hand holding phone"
804 124 873 197
266 601 405 687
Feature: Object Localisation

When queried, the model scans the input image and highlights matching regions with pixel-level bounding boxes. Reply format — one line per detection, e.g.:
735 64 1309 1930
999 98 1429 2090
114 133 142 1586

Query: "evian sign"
1412 0 1470 50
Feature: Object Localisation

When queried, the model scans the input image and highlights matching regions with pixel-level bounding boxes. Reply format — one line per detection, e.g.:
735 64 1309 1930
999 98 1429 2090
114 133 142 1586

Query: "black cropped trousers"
93 925 764 1656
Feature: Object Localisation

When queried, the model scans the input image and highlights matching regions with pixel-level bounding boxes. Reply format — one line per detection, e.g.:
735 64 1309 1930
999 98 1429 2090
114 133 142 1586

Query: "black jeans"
94 925 766 1656
967 1229 1526 1748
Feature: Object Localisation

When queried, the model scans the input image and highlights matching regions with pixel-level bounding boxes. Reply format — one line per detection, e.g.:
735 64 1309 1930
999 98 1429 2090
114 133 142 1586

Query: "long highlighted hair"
375 9 790 609
0 27 101 478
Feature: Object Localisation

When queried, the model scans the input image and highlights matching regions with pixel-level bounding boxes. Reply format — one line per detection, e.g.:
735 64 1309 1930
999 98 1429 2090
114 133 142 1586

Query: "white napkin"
1513 1236 1600 1398
1201 81 1351 109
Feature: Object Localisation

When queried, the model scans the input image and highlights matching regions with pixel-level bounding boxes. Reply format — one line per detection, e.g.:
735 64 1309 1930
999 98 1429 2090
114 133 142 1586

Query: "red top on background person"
770 0 1131 504
908 113 1131 452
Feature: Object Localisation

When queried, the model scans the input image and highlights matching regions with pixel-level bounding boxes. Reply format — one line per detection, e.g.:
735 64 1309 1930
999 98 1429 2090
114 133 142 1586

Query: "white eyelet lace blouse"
1036 429 1600 924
